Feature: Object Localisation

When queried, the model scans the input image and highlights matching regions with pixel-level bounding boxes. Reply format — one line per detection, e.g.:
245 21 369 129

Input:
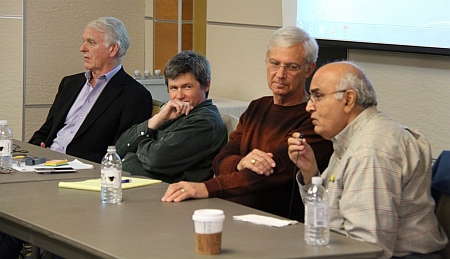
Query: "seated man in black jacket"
29 17 152 163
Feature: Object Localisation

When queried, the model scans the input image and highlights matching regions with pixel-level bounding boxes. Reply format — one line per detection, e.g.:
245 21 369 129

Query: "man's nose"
80 42 87 52
175 89 184 99
306 100 315 112
275 66 287 77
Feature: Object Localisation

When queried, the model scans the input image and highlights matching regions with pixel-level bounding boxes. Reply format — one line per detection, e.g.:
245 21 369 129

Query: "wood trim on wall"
193 0 206 55
153 0 205 72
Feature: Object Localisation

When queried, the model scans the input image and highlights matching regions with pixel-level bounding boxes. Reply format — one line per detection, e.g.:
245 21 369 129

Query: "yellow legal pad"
58 177 161 191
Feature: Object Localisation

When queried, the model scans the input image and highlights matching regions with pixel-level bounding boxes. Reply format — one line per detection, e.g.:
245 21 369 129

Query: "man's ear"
343 90 357 112
204 80 211 98
110 43 119 58
305 62 316 78
205 80 211 92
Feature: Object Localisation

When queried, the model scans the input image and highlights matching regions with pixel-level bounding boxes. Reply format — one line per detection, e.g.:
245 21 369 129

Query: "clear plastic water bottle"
133 70 142 80
101 146 122 204
0 120 13 171
143 70 153 80
304 176 329 245
153 69 164 79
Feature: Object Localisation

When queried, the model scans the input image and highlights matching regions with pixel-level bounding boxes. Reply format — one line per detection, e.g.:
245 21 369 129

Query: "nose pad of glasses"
275 66 288 75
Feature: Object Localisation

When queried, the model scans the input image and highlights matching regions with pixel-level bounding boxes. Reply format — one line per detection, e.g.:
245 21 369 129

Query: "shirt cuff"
136 120 156 138
296 169 321 185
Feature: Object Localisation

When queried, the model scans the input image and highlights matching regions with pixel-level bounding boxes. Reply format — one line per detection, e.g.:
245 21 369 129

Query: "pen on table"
122 179 132 183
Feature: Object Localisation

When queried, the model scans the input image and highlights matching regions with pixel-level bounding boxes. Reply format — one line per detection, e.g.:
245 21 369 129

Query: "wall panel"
0 15 23 139
206 25 273 100
1 0 22 15
349 50 450 157
205 0 282 101
207 0 282 26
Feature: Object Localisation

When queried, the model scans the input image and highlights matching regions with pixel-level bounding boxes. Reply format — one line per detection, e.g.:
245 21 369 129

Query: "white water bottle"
133 70 142 80
153 69 164 79
143 70 153 80
101 146 122 204
0 120 13 171
304 176 329 245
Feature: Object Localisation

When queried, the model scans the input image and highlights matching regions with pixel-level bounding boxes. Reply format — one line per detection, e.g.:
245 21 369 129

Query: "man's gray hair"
335 61 378 109
86 17 130 60
266 26 319 64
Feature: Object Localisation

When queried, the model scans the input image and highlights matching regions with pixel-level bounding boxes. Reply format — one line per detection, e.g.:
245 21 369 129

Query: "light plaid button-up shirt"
299 106 447 258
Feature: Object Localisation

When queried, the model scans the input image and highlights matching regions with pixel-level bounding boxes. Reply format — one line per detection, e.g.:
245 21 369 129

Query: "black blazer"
29 68 153 163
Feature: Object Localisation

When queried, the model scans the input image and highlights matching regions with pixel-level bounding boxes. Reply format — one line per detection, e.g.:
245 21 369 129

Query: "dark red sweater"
206 96 333 222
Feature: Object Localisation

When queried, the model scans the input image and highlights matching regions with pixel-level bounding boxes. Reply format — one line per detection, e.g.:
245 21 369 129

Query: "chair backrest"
152 99 165 117
220 113 239 140
432 150 450 258
436 193 450 258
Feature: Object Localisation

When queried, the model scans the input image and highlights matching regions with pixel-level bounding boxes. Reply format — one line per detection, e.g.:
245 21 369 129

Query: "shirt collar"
84 64 122 81
331 106 379 155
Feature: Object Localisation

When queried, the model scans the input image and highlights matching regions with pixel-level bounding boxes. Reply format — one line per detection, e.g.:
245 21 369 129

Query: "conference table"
0 142 383 258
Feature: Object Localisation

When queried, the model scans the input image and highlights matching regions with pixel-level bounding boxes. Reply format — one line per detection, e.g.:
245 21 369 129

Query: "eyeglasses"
12 144 28 154
307 90 347 104
266 60 307 74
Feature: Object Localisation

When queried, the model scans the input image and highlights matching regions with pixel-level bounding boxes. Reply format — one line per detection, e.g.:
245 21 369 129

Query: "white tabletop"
212 97 249 118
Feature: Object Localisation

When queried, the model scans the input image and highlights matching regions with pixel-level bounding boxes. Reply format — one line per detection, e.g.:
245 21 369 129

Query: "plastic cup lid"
192 209 225 221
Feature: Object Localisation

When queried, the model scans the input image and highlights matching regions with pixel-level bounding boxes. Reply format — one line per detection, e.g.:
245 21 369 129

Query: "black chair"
432 150 450 258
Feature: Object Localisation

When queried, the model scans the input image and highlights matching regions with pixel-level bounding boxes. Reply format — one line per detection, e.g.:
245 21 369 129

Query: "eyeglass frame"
306 89 347 104
265 59 309 74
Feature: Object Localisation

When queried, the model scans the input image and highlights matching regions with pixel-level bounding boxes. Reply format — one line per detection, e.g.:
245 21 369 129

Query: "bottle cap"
0 120 7 126
144 70 150 74
107 146 116 152
134 70 141 74
312 176 323 185
154 69 161 75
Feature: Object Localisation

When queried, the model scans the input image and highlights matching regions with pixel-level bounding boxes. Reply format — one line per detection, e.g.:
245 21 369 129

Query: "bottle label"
314 206 328 227
101 168 121 188
0 140 11 156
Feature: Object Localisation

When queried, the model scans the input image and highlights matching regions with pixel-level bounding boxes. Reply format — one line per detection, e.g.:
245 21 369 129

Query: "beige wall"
205 0 450 158
1 0 23 141
206 0 282 101
348 50 450 158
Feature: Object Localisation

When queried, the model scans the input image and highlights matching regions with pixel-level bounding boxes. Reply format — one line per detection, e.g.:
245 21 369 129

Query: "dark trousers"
392 252 443 259
0 231 23 259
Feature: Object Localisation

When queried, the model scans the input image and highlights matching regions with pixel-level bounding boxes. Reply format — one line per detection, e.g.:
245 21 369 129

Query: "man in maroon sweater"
162 26 333 222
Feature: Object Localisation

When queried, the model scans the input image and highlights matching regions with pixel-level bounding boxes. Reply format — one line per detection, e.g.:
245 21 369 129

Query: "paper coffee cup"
192 209 225 255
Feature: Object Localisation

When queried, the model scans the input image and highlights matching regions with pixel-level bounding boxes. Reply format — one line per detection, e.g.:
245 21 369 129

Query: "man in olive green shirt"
116 51 227 183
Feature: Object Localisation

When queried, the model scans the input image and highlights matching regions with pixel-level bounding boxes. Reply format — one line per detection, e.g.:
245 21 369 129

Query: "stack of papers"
58 177 161 191
233 214 298 227
44 159 69 166
12 159 94 172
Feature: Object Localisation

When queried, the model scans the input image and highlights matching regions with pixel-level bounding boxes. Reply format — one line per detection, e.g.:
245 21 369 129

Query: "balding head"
306 61 377 139
314 61 377 110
